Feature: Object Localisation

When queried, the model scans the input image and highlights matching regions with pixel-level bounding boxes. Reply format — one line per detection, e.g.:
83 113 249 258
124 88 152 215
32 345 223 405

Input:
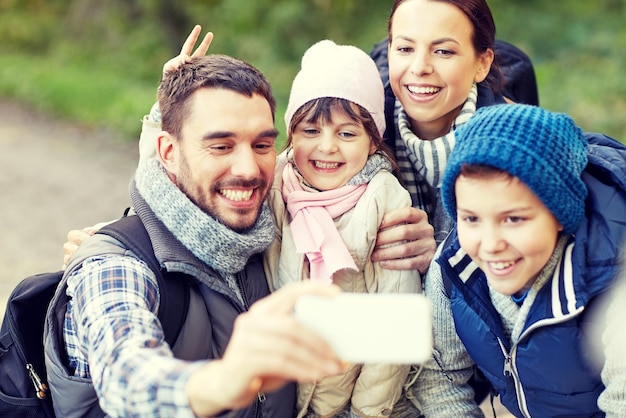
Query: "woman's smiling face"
388 0 493 140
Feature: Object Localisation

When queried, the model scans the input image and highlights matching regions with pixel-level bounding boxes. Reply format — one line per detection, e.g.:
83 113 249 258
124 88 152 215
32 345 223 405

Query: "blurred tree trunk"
153 0 191 53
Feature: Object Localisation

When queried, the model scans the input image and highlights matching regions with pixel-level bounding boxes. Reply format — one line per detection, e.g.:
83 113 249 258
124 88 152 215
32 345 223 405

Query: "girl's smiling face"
455 173 563 298
291 102 376 191
388 0 493 140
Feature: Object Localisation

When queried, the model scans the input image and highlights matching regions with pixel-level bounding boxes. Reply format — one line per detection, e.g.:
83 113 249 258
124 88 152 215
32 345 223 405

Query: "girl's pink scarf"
282 163 366 283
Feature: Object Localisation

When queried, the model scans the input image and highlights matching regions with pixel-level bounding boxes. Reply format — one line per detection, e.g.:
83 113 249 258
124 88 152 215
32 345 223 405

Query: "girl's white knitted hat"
284 39 386 137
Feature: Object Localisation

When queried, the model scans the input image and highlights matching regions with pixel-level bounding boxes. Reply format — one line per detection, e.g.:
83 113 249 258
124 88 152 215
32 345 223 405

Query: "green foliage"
489 0 626 140
0 2 57 52
0 53 156 137
0 0 624 142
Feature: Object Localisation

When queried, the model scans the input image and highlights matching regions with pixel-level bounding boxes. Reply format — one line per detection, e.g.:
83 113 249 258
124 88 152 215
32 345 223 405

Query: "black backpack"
0 215 189 417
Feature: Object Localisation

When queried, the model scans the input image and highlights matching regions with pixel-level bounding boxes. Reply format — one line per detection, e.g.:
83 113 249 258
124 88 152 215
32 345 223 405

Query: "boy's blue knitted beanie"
441 104 588 234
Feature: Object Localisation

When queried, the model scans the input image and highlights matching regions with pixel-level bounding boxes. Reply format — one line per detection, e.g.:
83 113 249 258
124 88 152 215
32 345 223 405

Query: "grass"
0 53 157 139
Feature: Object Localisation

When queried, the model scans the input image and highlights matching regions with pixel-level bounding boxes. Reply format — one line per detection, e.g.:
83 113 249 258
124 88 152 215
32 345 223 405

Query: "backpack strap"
97 215 189 348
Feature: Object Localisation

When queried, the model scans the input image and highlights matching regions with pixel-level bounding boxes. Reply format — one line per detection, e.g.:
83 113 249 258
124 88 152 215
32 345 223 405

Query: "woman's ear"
474 48 495 83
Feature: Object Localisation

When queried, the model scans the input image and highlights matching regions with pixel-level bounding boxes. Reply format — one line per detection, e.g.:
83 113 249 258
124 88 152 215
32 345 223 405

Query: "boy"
407 104 626 417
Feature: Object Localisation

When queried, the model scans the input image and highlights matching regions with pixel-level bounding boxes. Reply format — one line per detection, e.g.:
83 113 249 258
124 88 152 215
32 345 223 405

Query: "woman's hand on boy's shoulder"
372 207 435 274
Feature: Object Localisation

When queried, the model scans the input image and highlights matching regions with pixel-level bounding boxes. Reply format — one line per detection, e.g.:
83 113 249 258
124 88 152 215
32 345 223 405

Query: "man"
45 54 344 417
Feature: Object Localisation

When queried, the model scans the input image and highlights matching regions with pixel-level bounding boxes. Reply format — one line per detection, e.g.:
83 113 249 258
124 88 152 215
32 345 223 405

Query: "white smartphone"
294 293 432 364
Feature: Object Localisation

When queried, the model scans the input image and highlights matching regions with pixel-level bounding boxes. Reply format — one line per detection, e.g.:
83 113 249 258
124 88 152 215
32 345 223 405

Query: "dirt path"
0 99 138 316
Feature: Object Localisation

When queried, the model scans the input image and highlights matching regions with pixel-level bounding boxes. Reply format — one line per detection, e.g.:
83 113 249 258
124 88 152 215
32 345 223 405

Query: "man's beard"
177 153 267 232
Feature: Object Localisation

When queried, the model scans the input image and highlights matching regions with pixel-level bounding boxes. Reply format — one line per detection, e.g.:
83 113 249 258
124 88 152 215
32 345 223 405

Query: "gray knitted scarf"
347 153 393 186
394 83 478 243
134 158 275 275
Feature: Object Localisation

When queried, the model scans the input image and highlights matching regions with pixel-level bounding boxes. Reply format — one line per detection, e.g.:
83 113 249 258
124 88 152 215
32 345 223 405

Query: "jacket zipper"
517 309 583 341
498 309 584 418
26 363 49 399
498 338 530 418
255 392 266 417
236 272 251 311
9 312 49 400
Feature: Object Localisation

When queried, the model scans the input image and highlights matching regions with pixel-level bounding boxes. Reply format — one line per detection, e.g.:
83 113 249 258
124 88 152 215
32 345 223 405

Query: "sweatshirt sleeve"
364 172 419 295
406 250 484 418
598 275 626 416
263 153 289 292
67 255 203 417
138 102 161 167
349 173 417 416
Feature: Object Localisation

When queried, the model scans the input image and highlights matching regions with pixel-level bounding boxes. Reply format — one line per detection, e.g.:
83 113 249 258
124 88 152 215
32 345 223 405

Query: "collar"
439 231 585 321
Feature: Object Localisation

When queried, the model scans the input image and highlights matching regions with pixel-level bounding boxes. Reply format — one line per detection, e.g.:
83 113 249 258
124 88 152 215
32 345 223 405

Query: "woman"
374 1 536 414
375 0 536 243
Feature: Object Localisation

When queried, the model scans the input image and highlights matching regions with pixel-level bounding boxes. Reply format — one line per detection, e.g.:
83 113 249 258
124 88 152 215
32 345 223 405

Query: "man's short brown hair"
158 54 276 140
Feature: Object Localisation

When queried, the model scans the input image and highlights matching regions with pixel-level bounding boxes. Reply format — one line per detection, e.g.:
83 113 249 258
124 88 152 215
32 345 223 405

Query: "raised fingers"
163 25 214 75
180 25 203 55
181 25 214 57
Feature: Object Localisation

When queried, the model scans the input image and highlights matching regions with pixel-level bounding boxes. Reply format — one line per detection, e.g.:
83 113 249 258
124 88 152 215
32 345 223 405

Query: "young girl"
413 104 626 416
263 40 420 418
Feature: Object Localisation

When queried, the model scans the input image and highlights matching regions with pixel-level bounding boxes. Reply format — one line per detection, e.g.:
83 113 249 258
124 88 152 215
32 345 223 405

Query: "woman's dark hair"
388 0 504 93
